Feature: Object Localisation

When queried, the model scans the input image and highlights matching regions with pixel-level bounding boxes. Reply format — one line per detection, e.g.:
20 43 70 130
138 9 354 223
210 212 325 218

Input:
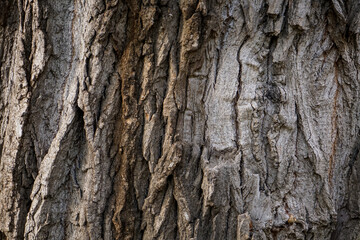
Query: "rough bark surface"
1 0 360 239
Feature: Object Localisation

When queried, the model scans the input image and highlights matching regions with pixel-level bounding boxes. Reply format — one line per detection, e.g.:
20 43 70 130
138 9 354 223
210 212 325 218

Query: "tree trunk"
1 0 360 239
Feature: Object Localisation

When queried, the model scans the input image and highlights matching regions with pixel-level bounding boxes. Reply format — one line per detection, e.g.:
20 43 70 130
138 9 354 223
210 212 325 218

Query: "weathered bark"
1 0 360 239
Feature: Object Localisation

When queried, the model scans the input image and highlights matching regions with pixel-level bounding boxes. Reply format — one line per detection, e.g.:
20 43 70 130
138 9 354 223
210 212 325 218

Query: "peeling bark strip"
1 0 360 239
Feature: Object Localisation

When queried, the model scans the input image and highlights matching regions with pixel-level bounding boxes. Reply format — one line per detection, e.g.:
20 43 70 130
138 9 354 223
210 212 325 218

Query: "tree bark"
1 0 360 239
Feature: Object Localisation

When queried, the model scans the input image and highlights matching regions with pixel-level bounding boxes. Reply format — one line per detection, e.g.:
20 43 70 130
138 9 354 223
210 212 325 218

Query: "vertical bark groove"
1 0 360 239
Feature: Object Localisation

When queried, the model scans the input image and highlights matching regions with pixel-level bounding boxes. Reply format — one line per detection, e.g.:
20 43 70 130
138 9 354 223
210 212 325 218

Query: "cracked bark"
1 0 360 239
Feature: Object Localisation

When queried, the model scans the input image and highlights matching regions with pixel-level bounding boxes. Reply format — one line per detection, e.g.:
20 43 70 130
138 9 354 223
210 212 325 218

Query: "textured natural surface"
1 0 360 239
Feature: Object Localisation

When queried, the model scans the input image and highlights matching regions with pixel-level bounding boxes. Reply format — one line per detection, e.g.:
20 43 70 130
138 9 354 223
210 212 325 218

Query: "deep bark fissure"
1 0 360 239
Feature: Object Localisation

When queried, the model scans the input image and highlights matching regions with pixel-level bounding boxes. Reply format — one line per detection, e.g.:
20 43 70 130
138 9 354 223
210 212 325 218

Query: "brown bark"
1 0 360 239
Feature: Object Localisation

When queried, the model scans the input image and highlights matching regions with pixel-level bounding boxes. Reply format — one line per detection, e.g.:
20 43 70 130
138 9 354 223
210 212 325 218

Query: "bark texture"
1 0 360 239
